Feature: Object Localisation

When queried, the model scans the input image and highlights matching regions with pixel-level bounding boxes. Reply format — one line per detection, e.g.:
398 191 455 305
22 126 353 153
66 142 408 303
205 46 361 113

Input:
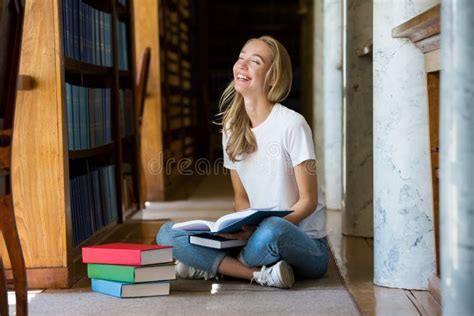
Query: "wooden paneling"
425 49 440 73
5 0 69 269
5 267 69 289
427 71 440 275
133 0 166 201
392 4 440 43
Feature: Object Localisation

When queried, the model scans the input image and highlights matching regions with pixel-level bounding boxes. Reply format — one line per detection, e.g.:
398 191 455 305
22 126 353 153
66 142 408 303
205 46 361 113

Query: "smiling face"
233 39 274 98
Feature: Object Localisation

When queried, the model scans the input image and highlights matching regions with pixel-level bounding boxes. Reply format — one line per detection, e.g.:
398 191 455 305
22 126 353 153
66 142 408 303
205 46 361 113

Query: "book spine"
72 85 81 150
88 88 95 147
66 83 74 150
87 263 135 283
91 278 123 298
82 248 142 265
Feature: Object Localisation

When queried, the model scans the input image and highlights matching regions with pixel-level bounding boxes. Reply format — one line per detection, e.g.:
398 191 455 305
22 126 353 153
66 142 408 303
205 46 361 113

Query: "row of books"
66 83 112 151
71 165 118 247
62 0 120 67
117 21 130 71
83 243 175 298
119 89 134 137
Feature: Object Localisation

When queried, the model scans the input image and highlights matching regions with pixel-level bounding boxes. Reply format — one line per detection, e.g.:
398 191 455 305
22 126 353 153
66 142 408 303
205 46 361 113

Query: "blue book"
72 85 80 150
72 0 80 60
83 87 91 148
91 278 170 298
105 13 112 66
98 11 105 66
172 208 293 234
107 165 118 223
61 0 68 57
66 83 74 150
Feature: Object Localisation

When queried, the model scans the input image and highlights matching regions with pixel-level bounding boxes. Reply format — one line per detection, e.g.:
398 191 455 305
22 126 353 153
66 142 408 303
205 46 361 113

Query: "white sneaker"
252 260 295 289
175 261 216 280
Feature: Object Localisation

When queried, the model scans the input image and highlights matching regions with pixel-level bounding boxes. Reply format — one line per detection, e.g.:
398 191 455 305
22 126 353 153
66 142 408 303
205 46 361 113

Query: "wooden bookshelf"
64 57 113 76
69 143 115 160
0 0 138 289
133 0 199 201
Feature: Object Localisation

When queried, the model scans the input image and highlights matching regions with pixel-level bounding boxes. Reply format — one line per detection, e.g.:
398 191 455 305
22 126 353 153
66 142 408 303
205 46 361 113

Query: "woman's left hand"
217 225 257 240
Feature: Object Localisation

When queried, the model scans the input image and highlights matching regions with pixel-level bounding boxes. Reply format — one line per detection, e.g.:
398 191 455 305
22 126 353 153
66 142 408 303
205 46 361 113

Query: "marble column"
440 0 474 314
313 0 325 193
341 0 373 237
373 0 437 289
323 0 343 210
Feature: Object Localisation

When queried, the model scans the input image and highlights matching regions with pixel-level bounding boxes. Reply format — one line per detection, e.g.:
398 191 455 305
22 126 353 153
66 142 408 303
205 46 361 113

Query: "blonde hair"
217 35 293 162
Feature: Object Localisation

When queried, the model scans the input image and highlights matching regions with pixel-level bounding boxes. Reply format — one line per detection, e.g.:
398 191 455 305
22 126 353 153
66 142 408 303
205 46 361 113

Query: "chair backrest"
0 0 25 130
136 47 151 128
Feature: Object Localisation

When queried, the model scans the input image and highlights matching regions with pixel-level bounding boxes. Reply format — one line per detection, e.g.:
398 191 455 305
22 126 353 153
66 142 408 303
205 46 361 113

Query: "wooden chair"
135 47 151 208
0 0 28 315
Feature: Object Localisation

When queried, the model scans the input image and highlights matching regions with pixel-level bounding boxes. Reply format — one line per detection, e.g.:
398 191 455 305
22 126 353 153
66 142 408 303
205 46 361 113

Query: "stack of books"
82 243 175 298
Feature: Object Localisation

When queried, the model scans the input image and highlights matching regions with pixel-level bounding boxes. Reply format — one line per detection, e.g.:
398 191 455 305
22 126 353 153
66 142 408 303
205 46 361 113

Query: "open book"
171 206 292 234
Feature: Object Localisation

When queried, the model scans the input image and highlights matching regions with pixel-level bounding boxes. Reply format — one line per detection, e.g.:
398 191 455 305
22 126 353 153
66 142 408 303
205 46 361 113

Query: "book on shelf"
87 262 176 283
171 206 292 234
70 165 118 247
189 234 247 249
82 243 173 265
91 278 170 298
119 89 134 137
62 0 113 66
66 83 112 151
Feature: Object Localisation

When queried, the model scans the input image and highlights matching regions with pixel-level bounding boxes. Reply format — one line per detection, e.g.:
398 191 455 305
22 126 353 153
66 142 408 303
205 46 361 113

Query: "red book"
82 243 173 265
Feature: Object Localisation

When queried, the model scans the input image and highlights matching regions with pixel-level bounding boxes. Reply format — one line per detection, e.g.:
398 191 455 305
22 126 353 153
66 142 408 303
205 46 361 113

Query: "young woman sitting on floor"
157 35 328 289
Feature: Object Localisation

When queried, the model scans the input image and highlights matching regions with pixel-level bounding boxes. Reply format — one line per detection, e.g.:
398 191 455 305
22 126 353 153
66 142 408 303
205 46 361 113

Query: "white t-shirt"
222 103 327 239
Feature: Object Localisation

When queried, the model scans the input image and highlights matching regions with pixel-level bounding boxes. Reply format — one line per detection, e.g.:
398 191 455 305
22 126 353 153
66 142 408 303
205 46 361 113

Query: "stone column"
323 0 343 210
373 0 437 289
341 0 373 237
313 0 325 193
440 0 474 313
313 0 342 210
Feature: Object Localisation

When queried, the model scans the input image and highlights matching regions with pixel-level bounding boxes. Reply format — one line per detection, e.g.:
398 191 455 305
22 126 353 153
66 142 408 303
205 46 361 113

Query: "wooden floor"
327 210 441 316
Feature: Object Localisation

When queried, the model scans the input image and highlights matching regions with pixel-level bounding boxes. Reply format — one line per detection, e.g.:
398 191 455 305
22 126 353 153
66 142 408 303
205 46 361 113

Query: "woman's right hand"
217 225 256 240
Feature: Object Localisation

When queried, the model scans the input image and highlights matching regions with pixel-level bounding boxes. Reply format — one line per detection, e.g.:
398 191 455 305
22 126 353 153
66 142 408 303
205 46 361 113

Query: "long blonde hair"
217 36 293 162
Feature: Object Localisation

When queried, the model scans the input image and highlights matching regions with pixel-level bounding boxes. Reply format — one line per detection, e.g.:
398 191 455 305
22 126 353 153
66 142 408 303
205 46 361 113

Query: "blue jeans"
156 216 329 279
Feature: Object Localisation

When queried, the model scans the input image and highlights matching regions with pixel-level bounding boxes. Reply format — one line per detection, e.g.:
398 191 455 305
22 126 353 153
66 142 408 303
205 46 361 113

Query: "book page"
213 210 257 232
171 220 215 231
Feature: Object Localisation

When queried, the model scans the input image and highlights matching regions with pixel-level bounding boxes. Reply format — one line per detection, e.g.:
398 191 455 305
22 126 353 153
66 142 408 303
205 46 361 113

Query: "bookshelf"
159 0 198 196
133 0 198 201
0 0 139 288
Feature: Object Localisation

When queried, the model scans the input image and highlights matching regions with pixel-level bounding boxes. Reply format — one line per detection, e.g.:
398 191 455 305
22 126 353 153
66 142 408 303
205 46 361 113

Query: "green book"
87 263 176 283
